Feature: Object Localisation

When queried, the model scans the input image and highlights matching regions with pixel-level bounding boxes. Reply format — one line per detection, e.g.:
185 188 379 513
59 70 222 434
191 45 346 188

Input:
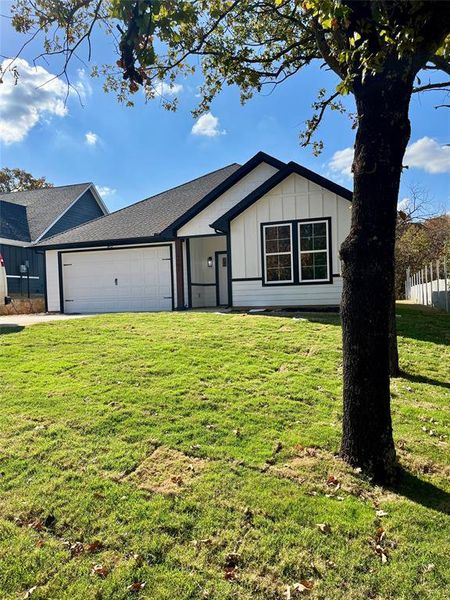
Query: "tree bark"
340 68 414 483
389 289 400 377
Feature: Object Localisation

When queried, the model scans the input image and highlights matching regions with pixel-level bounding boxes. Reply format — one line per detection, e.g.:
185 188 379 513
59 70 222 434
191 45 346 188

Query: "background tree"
4 0 450 482
0 167 53 193
396 212 450 298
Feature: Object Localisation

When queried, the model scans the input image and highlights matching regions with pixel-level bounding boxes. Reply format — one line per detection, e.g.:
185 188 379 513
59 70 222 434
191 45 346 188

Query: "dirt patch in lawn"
125 446 206 495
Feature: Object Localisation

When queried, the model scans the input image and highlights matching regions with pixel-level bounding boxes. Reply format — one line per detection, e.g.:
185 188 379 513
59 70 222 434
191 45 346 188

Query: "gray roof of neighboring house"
0 183 92 242
0 200 31 242
36 163 241 247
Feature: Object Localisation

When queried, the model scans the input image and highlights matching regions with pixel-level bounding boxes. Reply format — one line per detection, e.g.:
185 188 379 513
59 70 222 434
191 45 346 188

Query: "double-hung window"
298 220 330 282
262 223 293 284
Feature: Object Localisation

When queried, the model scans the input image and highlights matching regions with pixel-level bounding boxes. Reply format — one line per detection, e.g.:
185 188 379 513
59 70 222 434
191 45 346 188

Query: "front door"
216 251 229 306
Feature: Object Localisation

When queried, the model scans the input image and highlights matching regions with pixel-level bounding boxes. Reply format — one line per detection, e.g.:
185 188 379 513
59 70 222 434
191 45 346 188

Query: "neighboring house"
36 152 352 313
0 184 108 296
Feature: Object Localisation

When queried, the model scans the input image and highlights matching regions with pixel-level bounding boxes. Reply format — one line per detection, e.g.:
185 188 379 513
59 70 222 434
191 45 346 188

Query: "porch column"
175 239 185 309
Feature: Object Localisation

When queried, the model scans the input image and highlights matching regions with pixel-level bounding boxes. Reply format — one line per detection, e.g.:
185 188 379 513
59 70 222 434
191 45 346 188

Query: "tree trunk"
340 70 414 483
389 289 400 377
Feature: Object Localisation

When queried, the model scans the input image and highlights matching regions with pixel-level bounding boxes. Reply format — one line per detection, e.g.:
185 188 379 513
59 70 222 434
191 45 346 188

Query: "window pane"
314 251 327 266
313 222 326 237
301 266 314 280
300 223 312 237
314 266 327 280
300 251 328 280
265 227 278 241
266 240 279 254
278 254 291 268
313 235 327 250
266 254 279 269
301 252 313 266
278 239 291 252
300 236 312 251
278 225 291 239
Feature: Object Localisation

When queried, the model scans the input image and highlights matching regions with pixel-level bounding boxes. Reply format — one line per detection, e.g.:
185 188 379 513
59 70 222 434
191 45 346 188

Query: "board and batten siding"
42 189 105 240
45 241 179 312
177 162 279 237
230 172 351 307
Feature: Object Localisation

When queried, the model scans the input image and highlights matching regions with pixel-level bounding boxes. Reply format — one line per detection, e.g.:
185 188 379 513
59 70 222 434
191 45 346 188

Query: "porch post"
174 239 185 310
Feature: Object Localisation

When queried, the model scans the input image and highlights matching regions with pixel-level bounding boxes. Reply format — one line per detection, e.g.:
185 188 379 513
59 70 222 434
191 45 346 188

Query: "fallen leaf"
91 564 109 578
85 540 103 553
24 586 37 598
290 580 314 595
375 527 385 543
127 582 146 592
28 519 44 532
326 475 340 488
316 523 331 534
224 567 236 580
70 541 84 557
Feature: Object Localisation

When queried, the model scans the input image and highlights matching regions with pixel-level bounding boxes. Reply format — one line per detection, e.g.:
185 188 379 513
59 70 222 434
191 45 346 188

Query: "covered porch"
183 234 230 308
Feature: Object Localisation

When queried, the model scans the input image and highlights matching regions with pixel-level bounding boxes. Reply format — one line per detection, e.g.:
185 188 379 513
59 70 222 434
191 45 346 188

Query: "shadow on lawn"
0 325 24 335
391 468 450 515
398 369 450 390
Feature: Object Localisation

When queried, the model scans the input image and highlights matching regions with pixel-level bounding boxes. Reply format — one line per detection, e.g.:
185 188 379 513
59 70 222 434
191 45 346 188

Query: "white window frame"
298 219 330 282
262 223 294 285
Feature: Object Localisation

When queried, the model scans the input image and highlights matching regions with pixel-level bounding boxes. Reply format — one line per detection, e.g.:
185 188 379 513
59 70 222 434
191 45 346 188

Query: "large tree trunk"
340 69 414 483
389 290 400 377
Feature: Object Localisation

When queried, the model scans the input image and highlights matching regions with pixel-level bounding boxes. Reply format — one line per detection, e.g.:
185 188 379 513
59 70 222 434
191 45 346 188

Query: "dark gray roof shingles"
36 163 241 247
0 200 31 242
0 183 92 242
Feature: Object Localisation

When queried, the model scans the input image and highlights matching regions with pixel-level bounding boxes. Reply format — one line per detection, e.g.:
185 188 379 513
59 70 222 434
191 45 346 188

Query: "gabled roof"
165 151 285 235
211 161 353 232
36 163 241 249
0 200 30 242
0 183 97 242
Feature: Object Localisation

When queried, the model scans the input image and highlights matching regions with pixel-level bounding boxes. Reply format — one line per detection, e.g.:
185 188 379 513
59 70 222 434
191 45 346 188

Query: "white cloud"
97 186 116 198
329 137 450 179
329 147 354 177
0 58 68 144
153 81 183 96
191 112 226 137
404 137 450 174
85 131 99 146
74 68 93 101
398 197 410 211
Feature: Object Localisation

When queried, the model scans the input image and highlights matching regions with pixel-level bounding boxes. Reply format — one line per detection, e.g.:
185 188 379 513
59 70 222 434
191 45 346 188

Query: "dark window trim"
260 217 333 287
261 222 295 285
57 243 174 314
298 219 331 284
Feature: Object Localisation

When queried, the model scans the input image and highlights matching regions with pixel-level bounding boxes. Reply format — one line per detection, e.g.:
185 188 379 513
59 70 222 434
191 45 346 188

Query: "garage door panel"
62 246 172 313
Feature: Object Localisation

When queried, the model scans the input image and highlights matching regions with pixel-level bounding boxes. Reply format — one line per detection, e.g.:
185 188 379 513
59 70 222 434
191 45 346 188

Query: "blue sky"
1 17 449 215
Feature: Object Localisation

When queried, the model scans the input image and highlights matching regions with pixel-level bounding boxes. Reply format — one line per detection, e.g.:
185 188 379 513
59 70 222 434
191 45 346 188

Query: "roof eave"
35 233 173 251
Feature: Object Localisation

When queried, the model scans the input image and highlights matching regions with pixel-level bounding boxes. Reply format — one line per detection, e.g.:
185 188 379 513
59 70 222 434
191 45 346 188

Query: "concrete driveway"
0 313 96 327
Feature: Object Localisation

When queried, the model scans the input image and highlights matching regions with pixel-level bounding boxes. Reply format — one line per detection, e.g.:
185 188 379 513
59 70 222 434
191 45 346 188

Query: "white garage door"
62 246 173 313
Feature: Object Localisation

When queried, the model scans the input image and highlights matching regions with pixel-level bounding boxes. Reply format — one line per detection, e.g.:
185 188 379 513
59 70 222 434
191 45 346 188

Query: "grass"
0 303 448 599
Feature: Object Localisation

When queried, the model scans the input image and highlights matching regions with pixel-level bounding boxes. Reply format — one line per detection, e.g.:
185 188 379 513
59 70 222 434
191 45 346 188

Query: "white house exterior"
37 152 352 313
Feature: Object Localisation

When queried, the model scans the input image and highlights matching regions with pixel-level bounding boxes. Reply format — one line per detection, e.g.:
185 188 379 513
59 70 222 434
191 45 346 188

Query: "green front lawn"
0 304 449 599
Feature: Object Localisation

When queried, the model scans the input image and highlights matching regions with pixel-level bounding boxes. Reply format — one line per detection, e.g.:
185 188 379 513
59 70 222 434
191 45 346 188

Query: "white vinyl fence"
405 256 449 312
